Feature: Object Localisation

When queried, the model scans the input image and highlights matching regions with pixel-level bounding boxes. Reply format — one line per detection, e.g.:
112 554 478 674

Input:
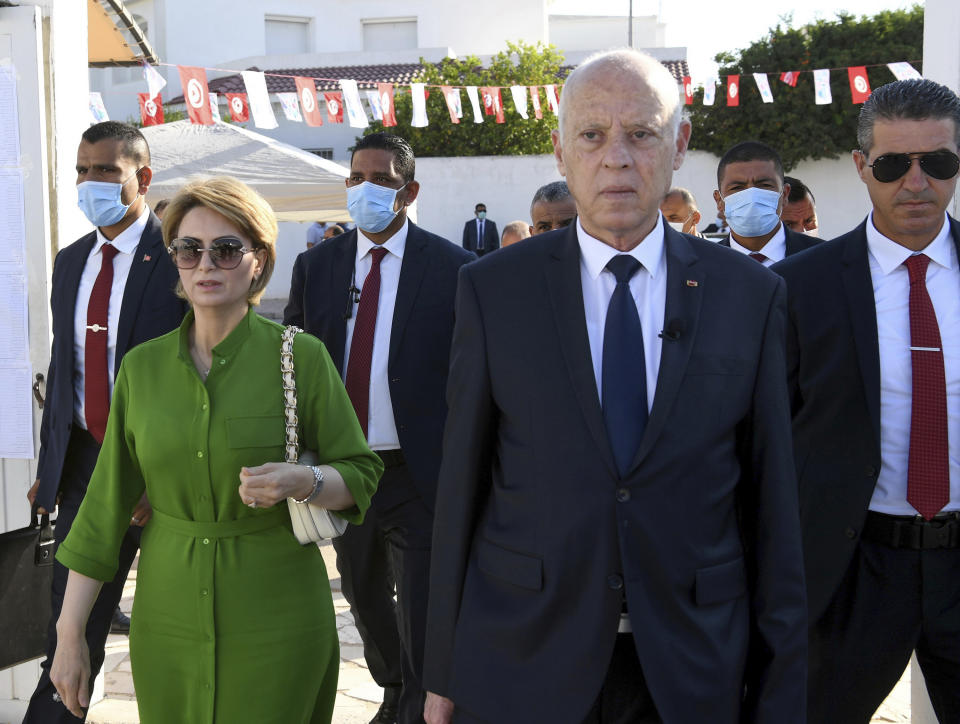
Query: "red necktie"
904 253 949 520
749 252 768 263
84 243 119 444
345 247 388 439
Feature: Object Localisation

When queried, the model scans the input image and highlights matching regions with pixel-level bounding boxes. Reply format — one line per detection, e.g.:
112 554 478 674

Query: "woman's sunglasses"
168 236 254 270
866 150 960 183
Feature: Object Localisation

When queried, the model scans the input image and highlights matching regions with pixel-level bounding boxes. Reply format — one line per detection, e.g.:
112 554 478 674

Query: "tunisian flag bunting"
727 75 740 107
780 71 799 87
848 66 872 104
683 76 693 105
178 65 213 125
226 93 249 122
544 84 559 114
378 83 397 127
440 86 461 124
295 77 323 126
465 86 484 123
481 87 496 116
481 87 505 123
530 86 543 120
510 86 529 119
324 92 344 123
138 93 164 126
753 73 774 103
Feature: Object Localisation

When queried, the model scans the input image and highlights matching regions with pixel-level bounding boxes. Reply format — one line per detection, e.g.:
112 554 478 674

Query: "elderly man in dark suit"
285 132 474 724
24 121 185 723
773 78 960 723
423 49 807 724
713 141 818 266
461 202 499 256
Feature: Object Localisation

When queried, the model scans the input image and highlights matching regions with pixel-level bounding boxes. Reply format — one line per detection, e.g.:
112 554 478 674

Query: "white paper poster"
0 67 21 167
0 170 26 265
753 73 774 103
0 269 28 365
89 92 109 123
0 366 34 458
814 69 832 105
366 90 383 121
703 79 716 106
887 62 922 81
277 92 303 122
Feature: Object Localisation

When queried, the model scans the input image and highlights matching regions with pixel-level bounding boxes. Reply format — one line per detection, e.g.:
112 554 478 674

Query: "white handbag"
282 326 348 543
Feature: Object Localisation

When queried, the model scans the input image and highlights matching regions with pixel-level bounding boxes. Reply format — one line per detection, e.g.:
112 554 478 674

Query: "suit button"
390 378 399 383
865 465 877 477
845 527 857 540
616 488 630 502
607 574 623 590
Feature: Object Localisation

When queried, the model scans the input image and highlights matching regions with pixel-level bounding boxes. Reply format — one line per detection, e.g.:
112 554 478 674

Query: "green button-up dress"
57 308 383 723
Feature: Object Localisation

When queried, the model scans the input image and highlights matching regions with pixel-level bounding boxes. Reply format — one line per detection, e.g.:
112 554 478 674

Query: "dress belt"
150 506 287 538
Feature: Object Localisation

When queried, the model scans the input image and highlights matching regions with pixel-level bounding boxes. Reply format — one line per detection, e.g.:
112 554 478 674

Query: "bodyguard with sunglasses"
773 79 960 722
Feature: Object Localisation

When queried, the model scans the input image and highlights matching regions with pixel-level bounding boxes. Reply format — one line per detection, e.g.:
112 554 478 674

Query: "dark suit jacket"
35 212 186 511
718 224 820 256
284 222 475 509
771 216 960 622
461 217 500 255
425 222 807 723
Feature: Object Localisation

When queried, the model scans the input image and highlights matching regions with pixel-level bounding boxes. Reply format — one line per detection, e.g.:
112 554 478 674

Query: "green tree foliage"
358 41 565 157
687 5 923 169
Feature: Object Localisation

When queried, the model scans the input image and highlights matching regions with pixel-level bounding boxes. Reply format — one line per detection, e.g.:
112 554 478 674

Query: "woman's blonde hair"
161 176 278 305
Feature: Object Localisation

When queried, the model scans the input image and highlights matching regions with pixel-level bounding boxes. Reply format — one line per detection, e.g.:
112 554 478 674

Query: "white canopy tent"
141 120 350 222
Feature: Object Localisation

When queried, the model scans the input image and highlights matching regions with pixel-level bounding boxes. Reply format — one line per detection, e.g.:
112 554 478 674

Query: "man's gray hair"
664 187 697 209
557 48 683 139
857 78 960 154
530 181 571 215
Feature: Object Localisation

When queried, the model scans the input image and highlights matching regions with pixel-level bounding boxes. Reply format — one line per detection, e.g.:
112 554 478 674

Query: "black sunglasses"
168 236 254 270
866 150 960 183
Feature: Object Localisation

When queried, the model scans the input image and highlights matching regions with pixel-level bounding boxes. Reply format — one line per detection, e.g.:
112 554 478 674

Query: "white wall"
549 14 665 51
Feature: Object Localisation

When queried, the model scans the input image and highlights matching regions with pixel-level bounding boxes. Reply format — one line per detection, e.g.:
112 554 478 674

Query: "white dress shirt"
72 207 149 428
728 223 786 266
866 212 960 514
343 221 406 450
577 216 667 410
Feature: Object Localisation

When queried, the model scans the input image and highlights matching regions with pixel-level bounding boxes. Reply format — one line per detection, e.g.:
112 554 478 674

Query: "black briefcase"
0 508 55 669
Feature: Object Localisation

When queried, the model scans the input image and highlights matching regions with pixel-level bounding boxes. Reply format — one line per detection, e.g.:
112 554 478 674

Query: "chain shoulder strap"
282 326 302 464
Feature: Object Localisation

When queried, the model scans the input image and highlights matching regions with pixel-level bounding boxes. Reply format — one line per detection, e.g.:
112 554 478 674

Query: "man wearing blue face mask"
23 121 186 723
285 132 474 724
713 141 819 267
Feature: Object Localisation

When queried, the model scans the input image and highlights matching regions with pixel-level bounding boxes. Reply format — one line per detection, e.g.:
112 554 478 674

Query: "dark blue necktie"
602 255 648 477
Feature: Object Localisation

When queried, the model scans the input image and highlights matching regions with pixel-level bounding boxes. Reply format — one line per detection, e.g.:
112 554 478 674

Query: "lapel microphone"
658 319 685 342
342 268 361 320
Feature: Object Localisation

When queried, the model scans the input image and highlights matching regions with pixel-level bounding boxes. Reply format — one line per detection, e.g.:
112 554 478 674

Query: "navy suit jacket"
461 217 500 255
425 221 807 723
718 224 820 256
772 216 960 621
35 212 186 511
283 222 475 509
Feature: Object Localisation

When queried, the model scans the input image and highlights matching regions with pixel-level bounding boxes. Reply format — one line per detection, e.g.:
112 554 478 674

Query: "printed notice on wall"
0 366 34 458
0 66 20 167
0 170 26 264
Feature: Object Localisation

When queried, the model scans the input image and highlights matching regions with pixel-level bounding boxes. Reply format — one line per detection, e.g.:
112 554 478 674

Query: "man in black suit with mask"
461 202 499 256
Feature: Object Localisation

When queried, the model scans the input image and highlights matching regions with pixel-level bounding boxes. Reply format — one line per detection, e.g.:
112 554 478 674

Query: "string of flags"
88 58 922 129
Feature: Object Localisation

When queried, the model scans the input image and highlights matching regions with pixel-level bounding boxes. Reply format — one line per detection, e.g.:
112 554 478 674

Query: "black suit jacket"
461 217 500 255
772 216 960 621
718 224 820 256
35 212 186 511
425 222 807 723
284 222 475 509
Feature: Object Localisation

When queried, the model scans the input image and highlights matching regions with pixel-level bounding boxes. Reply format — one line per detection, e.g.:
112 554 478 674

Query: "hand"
238 462 314 509
424 692 455 724
27 478 46 514
130 492 152 527
50 631 91 718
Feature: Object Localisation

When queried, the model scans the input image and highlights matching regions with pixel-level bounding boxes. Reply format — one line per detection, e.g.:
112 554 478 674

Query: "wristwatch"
293 466 324 504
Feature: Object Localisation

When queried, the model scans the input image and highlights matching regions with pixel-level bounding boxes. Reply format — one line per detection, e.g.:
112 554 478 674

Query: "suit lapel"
630 229 703 471
61 233 97 359
841 222 881 448
389 223 429 367
114 214 164 370
325 233 357 373
545 226 619 478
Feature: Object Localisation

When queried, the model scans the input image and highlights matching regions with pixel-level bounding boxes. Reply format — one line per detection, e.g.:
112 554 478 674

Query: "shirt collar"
94 205 150 255
577 215 666 280
865 211 956 275
729 223 786 261
357 218 408 263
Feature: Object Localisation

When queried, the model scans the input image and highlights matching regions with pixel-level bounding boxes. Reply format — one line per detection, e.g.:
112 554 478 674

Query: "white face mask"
667 221 685 233
722 187 782 238
347 181 406 233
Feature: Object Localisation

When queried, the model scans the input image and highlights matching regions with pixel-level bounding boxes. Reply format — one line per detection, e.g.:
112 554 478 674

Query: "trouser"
808 536 960 723
334 459 432 724
23 428 142 724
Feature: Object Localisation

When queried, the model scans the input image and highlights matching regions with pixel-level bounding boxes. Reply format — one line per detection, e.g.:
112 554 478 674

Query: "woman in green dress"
50 177 383 723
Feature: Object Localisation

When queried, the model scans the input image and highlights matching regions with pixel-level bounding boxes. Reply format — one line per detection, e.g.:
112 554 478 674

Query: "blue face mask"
347 181 406 233
722 187 782 238
77 170 140 227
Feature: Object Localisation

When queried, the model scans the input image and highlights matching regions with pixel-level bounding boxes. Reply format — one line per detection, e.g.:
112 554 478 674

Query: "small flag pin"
686 279 698 287
143 254 151 262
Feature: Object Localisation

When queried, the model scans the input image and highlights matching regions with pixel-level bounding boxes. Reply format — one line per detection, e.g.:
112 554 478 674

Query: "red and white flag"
178 65 213 125
530 86 543 120
225 93 249 122
378 83 397 127
440 86 461 124
848 66 871 104
727 75 740 107
481 87 496 116
324 92 344 123
481 87 504 123
683 76 693 105
138 93 164 126
295 77 324 126
780 71 799 87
